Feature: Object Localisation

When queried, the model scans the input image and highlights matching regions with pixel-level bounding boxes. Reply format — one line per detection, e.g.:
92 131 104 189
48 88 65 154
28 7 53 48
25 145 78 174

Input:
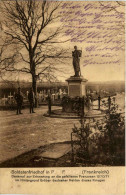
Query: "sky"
57 1 125 82
0 1 125 82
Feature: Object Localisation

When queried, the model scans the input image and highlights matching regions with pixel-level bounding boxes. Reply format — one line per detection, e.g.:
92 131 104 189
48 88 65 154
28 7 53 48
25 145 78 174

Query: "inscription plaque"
69 85 80 97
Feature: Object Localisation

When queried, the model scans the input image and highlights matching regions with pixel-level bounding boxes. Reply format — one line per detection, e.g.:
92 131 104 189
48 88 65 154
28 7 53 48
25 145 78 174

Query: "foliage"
62 96 82 113
71 96 125 166
62 95 92 114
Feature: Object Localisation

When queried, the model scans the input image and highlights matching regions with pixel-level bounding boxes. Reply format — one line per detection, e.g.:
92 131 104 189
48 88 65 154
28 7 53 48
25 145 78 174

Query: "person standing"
28 88 35 113
15 87 23 115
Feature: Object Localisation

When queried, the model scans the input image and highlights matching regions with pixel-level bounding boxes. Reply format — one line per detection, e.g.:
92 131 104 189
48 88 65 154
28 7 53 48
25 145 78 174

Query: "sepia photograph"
0 0 125 169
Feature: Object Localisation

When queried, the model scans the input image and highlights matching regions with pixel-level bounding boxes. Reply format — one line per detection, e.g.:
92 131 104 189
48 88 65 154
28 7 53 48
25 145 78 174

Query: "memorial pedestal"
66 76 88 98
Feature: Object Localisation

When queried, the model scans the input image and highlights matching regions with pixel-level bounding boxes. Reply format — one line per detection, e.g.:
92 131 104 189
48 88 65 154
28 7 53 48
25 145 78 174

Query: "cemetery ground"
0 93 125 167
0 106 80 167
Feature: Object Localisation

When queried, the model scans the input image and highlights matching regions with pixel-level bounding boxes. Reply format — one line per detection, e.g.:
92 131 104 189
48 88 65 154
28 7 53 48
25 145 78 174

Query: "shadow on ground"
0 142 73 167
0 141 124 167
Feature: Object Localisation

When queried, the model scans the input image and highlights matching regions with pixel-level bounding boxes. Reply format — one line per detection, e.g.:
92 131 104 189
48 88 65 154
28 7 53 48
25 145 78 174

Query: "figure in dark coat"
47 93 52 115
15 87 23 115
28 88 35 113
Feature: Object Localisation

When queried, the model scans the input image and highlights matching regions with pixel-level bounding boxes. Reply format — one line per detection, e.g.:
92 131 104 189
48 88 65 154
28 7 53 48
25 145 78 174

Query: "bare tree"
99 1 125 31
1 0 69 105
0 21 15 78
99 1 125 14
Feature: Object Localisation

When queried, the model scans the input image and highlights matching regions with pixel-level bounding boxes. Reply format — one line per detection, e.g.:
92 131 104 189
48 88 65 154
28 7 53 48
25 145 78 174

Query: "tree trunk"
32 75 38 108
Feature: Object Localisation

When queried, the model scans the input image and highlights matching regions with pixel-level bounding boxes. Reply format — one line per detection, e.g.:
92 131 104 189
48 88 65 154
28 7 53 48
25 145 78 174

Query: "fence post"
47 94 52 115
108 96 111 111
81 96 84 118
71 132 74 165
98 95 101 110
3 94 6 105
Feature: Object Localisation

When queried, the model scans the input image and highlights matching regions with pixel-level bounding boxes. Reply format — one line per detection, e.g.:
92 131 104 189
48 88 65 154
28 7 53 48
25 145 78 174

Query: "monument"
66 46 88 98
45 46 103 117
62 46 88 113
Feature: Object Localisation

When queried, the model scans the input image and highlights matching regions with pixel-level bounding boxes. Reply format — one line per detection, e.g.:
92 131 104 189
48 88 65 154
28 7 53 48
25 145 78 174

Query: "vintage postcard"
0 0 125 194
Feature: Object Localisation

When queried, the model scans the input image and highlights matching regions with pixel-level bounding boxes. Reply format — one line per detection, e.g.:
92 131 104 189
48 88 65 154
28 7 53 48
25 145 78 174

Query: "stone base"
44 109 106 119
66 76 88 98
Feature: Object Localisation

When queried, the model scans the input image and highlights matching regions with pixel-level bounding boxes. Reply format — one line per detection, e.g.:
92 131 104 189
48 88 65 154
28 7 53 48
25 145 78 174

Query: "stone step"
38 143 71 159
